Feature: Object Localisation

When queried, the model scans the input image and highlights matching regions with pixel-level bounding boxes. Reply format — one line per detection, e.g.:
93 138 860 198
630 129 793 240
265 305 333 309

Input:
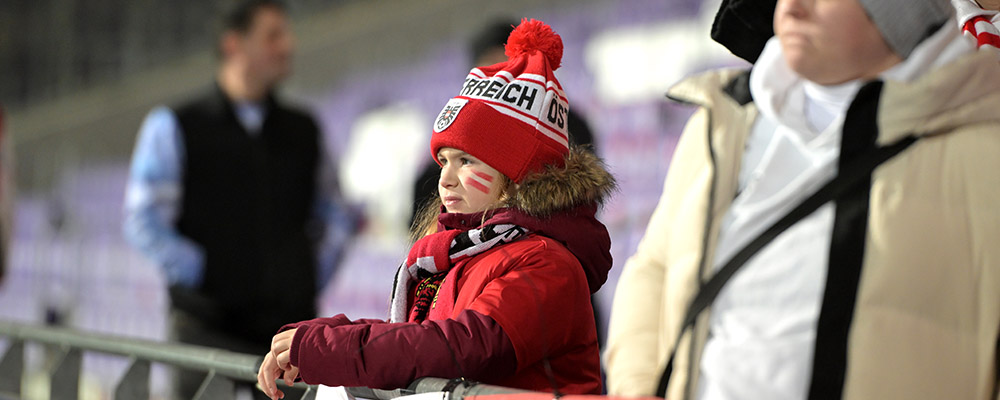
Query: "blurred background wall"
0 0 743 398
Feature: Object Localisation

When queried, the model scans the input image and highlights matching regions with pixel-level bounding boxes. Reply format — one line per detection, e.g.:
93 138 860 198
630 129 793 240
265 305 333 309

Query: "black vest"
172 85 319 342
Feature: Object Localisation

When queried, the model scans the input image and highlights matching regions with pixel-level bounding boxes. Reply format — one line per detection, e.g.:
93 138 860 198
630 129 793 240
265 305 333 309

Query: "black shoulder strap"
654 134 919 397
993 332 999 399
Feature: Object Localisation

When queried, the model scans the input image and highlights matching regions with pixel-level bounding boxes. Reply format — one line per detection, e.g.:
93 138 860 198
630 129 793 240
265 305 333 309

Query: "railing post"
49 347 82 400
114 357 150 400
299 385 317 400
0 340 24 396
193 371 235 400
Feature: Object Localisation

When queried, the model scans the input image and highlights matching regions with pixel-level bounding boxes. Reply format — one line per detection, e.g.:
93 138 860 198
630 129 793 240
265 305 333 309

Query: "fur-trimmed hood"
504 146 617 216
438 146 617 293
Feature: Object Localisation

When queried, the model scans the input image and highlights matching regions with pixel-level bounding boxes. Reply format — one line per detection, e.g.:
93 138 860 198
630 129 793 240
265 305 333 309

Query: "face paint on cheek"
473 171 495 183
465 176 492 194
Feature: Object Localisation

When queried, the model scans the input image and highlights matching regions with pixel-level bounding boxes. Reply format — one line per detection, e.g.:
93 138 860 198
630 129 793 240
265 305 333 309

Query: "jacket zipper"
666 93 720 400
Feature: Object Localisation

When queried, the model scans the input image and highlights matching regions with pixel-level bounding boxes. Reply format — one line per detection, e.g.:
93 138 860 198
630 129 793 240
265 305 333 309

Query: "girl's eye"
460 158 473 165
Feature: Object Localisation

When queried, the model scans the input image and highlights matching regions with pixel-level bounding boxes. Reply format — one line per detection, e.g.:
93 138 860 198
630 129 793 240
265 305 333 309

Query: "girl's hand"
270 328 297 372
257 351 286 399
258 328 299 399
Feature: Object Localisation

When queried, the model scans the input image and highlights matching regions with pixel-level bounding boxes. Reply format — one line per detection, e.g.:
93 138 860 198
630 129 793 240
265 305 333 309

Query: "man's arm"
123 107 205 288
0 106 10 285
311 135 360 289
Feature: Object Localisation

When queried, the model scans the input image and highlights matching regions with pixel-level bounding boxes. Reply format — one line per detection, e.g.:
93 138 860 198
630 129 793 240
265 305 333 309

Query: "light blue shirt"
123 105 354 290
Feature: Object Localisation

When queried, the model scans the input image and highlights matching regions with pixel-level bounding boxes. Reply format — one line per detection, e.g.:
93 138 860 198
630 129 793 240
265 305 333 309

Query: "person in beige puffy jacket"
605 0 1000 399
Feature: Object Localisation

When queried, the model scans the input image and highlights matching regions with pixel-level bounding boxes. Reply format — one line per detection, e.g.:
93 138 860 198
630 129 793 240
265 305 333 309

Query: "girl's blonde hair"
408 173 515 244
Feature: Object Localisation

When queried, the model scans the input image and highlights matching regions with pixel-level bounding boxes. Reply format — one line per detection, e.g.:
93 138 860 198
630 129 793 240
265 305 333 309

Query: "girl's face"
437 147 504 214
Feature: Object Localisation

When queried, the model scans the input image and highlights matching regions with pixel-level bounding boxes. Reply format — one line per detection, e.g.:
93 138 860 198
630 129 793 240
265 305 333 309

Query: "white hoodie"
697 21 973 400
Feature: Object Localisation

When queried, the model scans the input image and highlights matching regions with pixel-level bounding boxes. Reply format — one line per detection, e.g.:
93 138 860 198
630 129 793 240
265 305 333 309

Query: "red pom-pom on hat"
504 18 563 71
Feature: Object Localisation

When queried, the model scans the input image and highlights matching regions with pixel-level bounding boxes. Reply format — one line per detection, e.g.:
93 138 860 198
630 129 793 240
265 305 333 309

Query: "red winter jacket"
283 148 615 394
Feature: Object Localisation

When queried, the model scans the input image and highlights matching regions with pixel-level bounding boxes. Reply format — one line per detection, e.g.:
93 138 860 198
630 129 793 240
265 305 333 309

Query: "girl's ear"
220 31 242 60
496 177 518 203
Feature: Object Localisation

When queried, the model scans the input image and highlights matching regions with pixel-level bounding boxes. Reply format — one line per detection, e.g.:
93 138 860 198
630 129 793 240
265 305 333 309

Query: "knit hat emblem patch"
434 98 468 133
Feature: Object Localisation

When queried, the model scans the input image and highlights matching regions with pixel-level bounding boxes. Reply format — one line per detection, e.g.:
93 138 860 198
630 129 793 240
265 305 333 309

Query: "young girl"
257 19 615 398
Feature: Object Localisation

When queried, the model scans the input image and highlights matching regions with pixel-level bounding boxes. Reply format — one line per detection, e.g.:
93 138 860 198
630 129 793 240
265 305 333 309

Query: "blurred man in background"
123 0 349 397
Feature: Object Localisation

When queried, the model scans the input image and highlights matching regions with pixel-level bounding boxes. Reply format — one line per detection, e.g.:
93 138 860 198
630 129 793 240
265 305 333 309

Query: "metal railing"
0 320 312 400
0 320 531 400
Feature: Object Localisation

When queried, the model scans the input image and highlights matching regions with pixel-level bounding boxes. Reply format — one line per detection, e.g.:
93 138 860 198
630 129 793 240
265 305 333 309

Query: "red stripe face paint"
474 171 495 183
465 176 491 194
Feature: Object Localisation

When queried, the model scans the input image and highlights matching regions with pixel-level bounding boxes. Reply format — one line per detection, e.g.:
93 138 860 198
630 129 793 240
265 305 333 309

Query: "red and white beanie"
430 19 570 183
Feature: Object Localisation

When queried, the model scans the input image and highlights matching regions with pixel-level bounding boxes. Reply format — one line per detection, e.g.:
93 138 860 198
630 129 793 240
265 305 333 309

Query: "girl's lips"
443 196 462 206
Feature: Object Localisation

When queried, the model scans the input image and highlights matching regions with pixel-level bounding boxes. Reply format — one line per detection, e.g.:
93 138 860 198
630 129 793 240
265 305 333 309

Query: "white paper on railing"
315 385 450 400
396 392 449 400
316 385 354 400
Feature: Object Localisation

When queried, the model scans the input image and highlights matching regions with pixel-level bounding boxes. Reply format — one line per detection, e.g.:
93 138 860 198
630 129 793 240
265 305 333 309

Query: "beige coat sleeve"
959 125 1000 400
604 195 671 396
604 107 711 396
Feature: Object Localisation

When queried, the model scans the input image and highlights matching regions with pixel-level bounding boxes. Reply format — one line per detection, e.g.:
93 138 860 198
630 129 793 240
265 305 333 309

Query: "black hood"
711 0 778 63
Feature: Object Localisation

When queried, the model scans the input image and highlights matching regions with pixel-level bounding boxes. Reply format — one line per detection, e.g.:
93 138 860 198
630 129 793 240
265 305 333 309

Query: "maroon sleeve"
279 314 384 333
289 309 517 389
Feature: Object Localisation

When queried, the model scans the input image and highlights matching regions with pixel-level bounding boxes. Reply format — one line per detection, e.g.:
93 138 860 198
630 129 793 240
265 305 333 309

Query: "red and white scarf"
388 223 528 323
954 0 1000 52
